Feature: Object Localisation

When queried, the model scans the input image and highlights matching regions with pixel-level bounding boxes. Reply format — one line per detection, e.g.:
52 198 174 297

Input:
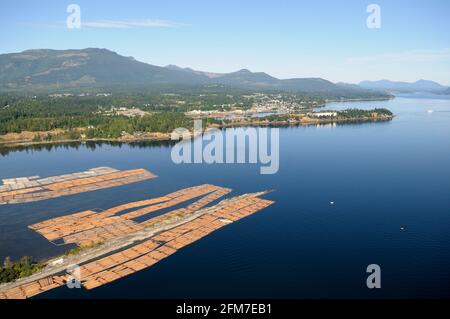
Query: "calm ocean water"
0 96 449 298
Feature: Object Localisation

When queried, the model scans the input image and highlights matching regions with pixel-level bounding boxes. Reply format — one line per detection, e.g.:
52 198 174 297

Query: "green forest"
0 256 43 284
0 94 198 137
336 108 393 118
0 91 392 141
0 91 317 138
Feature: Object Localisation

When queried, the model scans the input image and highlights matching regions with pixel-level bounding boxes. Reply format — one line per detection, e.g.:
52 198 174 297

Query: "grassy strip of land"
64 242 103 257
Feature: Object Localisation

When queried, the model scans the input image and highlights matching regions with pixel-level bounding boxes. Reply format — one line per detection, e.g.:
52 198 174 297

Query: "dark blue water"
0 96 449 298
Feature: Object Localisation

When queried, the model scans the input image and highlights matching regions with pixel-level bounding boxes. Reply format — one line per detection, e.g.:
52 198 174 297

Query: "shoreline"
0 115 393 149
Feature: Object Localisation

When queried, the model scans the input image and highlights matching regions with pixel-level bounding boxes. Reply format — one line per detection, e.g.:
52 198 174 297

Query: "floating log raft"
80 196 272 290
0 276 66 299
0 185 273 299
0 167 156 205
29 184 231 246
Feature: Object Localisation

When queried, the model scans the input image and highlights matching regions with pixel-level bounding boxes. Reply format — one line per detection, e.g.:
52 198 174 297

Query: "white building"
309 111 337 117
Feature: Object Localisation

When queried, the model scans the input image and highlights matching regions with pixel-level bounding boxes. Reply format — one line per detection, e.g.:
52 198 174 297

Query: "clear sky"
1 0 449 85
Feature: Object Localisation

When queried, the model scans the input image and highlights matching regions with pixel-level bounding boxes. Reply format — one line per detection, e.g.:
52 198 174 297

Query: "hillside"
0 48 389 99
0 48 209 91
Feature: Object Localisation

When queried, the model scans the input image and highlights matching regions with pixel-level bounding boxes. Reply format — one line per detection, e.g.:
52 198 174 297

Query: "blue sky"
1 0 450 84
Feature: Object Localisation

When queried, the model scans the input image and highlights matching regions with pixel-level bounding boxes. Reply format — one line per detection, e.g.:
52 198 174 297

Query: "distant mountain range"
359 79 449 94
2 48 447 97
0 48 388 99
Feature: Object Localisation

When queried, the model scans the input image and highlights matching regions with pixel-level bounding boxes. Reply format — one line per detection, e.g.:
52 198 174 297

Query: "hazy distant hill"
437 87 450 95
359 79 449 93
280 78 339 92
0 48 389 98
164 64 222 79
169 66 379 94
211 69 279 88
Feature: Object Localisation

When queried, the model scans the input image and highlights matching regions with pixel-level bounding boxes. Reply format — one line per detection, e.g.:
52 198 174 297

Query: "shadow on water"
0 140 177 156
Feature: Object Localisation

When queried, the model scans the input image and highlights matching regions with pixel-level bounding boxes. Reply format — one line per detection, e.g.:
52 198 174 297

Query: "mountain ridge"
359 79 449 93
0 48 393 98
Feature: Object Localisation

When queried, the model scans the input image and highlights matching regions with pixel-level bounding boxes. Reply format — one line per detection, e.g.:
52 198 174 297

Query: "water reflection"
0 140 177 156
